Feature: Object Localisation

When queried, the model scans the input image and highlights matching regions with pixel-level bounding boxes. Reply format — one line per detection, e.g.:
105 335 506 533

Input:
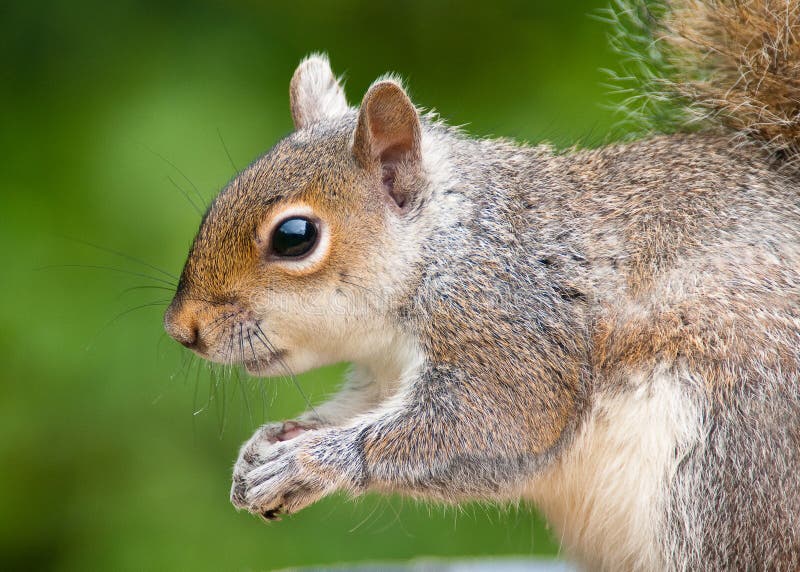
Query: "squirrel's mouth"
243 351 285 376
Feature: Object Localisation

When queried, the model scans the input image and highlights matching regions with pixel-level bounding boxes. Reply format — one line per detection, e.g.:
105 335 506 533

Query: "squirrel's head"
164 55 438 376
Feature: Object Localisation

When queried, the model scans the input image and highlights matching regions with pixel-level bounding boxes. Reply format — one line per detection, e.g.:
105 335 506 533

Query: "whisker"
86 300 172 351
166 175 204 217
340 272 370 281
108 300 172 322
205 333 232 436
155 330 171 362
217 128 239 173
38 264 177 288
258 363 269 423
205 312 236 337
250 325 296 408
339 275 379 316
238 322 245 366
234 323 253 425
217 367 228 435
340 278 375 294
245 327 268 424
117 284 176 300
339 273 379 303
246 328 257 363
191 358 208 417
191 357 204 443
141 143 208 211
253 322 319 419
171 346 196 382
226 327 237 378
246 326 271 424
237 372 254 429
61 235 179 281
221 332 235 378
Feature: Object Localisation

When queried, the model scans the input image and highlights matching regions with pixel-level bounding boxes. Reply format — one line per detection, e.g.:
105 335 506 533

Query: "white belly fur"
528 367 701 571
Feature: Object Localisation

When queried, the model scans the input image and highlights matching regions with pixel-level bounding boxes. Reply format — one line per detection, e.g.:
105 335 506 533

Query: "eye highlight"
271 217 318 257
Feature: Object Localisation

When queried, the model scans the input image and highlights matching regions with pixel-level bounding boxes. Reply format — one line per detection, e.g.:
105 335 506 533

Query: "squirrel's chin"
243 352 285 377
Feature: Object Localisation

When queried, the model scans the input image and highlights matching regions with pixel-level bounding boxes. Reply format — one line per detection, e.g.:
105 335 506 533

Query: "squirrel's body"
164 1 800 569
395 126 800 568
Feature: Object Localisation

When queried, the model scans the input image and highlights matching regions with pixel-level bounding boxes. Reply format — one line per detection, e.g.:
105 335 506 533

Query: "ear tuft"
353 79 421 208
290 54 349 129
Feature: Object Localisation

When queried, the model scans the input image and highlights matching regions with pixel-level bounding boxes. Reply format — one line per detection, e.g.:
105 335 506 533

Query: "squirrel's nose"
164 301 201 349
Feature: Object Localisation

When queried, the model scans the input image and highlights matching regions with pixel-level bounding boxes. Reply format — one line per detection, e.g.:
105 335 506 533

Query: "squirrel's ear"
353 79 421 208
290 54 349 129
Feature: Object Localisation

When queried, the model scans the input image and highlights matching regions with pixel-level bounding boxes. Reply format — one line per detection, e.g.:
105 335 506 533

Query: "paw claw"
261 508 282 521
231 426 326 520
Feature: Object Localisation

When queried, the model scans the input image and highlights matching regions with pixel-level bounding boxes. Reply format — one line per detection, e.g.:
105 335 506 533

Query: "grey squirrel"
163 1 800 569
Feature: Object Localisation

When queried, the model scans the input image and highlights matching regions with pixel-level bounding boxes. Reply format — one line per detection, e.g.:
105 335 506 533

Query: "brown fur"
568 135 800 392
162 6 800 570
661 0 800 159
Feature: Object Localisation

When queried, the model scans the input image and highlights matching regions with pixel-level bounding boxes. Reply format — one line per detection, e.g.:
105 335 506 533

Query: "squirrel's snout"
164 300 201 350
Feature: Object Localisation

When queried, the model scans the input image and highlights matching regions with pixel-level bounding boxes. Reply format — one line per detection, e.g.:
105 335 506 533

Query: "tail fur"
608 0 800 163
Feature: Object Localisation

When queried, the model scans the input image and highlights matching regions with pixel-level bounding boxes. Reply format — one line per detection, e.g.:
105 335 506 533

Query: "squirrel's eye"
271 217 318 258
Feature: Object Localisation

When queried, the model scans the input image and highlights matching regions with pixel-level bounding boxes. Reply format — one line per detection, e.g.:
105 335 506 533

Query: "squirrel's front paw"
231 427 331 521
234 420 315 472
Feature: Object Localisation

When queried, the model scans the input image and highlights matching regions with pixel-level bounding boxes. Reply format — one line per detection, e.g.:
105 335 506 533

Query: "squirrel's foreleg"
232 364 544 518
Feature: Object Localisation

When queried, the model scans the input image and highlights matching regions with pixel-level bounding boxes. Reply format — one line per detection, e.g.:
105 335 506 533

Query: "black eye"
271 217 318 258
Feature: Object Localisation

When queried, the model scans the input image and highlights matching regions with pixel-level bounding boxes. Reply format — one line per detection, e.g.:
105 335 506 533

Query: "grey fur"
164 4 800 569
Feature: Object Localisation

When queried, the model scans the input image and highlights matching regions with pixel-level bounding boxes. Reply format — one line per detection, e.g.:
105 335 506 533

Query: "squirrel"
163 0 800 569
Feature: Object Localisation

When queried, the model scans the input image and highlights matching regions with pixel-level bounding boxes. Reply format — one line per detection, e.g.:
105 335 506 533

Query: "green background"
1 1 628 570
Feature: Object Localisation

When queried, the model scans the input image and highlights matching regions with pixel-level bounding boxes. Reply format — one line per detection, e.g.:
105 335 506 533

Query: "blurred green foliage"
1 1 627 570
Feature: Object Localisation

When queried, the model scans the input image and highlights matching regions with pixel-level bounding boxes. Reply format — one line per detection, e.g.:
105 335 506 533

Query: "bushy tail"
608 0 800 162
